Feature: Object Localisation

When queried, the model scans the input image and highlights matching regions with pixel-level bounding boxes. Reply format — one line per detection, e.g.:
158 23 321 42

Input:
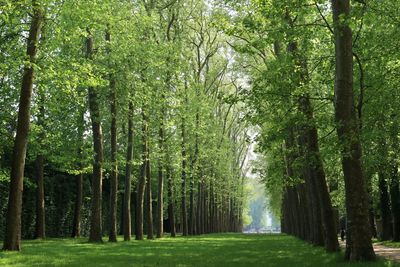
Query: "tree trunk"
181 119 188 236
106 29 118 243
167 165 176 237
35 154 45 239
379 171 392 241
3 0 44 251
189 174 195 235
391 164 400 241
87 29 104 243
72 108 85 238
135 111 147 240
146 146 154 240
157 122 164 238
299 96 340 251
123 100 134 241
71 172 83 238
331 0 375 260
285 24 339 250
196 181 202 234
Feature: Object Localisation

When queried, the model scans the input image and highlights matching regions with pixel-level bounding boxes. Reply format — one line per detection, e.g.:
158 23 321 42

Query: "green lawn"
0 233 398 266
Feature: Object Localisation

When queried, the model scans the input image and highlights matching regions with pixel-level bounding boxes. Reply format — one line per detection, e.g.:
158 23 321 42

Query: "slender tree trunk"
106 29 118 243
181 120 188 236
72 172 83 238
189 174 195 235
331 0 375 260
157 121 164 238
72 108 85 238
196 181 202 234
135 111 147 240
87 29 104 243
189 112 199 235
391 164 400 241
3 0 44 251
367 180 378 239
35 154 45 239
146 145 154 240
123 100 134 241
379 171 392 241
167 165 176 237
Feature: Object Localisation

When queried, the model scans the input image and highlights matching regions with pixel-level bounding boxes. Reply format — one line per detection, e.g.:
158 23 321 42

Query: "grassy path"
0 233 398 266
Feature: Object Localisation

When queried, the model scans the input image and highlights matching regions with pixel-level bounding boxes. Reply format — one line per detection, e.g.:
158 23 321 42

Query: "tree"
331 0 375 260
106 27 118 243
3 0 44 251
86 30 104 243
123 100 134 241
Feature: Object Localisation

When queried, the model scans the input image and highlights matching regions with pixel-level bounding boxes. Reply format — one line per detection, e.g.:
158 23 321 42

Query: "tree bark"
331 0 375 260
299 96 340 251
196 181 202 234
106 29 118 243
189 173 195 235
87 29 104 243
135 111 147 240
3 0 44 251
146 145 154 240
123 100 134 241
167 165 176 237
157 117 164 238
181 119 188 236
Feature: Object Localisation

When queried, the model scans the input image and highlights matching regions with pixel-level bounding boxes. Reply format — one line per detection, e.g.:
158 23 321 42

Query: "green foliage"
221 0 400 222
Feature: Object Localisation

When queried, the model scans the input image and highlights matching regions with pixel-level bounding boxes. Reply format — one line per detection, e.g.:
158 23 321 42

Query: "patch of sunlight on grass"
1 233 400 266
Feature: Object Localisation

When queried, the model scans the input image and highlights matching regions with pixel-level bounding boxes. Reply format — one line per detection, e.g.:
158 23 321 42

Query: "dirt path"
339 240 400 262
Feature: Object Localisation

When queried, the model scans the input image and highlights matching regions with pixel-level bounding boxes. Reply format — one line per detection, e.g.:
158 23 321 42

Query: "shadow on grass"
1 234 399 266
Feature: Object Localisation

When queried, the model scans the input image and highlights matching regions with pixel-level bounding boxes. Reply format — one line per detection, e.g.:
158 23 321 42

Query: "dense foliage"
1 0 400 263
0 0 249 246
220 0 400 261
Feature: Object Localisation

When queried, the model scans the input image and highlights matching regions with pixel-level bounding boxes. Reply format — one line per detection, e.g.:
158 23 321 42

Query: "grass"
0 233 399 266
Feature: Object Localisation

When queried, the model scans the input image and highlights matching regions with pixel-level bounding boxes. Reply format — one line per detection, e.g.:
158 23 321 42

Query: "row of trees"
0 0 249 250
221 0 399 262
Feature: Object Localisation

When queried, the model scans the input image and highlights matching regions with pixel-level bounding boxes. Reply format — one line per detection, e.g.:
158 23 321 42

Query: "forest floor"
339 239 400 262
0 233 399 267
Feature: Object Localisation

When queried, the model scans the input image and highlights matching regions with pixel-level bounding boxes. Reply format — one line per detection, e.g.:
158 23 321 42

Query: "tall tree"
87 29 104 243
181 118 188 236
157 114 165 238
3 0 44 251
106 27 118 243
331 0 375 260
167 164 176 237
136 110 148 240
145 146 154 240
123 100 134 241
